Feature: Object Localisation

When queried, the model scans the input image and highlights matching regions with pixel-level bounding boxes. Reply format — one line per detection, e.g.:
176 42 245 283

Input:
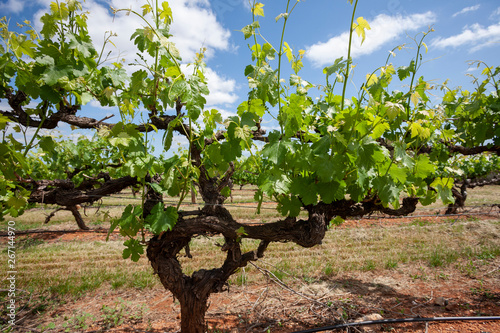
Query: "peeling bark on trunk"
147 207 271 332
179 291 209 333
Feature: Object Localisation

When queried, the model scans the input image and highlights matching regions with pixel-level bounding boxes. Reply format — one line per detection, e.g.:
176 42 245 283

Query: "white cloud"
204 67 238 107
212 107 237 121
452 5 481 18
490 7 500 20
101 0 230 62
31 0 238 107
0 0 24 13
33 0 231 65
0 99 10 111
431 23 500 51
242 0 251 11
168 0 231 61
306 11 436 68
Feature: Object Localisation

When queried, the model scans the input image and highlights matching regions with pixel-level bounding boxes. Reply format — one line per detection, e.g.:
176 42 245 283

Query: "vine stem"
112 7 182 75
152 0 160 113
23 116 46 157
277 0 292 135
406 32 429 120
251 0 261 66
341 0 359 111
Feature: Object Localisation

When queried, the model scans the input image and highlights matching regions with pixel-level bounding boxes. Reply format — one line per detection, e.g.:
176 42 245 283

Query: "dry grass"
418 185 499 209
3 240 158 296
3 218 499 300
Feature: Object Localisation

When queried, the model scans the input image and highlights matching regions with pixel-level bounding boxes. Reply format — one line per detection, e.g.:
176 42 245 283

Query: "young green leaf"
352 17 371 45
145 204 178 234
252 3 265 17
122 238 144 262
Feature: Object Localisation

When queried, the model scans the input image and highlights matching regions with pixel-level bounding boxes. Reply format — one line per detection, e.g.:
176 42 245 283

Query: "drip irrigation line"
292 316 500 333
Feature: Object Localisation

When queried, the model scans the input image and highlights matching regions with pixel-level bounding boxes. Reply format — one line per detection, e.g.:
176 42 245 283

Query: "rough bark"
445 181 468 215
21 175 138 229
143 175 164 218
26 175 138 206
446 173 500 214
68 205 89 230
147 215 269 332
145 191 419 332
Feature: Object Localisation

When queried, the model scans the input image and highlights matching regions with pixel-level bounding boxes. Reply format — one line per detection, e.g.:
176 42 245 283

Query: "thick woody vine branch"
23 175 139 207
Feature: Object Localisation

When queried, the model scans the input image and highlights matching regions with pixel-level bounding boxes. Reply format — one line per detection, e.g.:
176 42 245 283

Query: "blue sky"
1 0 500 150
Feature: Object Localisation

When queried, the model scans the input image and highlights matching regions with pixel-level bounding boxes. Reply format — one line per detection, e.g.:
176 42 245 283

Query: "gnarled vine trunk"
147 214 270 332
146 167 420 332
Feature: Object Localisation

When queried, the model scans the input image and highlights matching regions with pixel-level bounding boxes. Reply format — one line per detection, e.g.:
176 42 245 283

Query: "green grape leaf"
371 120 390 139
259 173 291 196
7 193 27 210
385 102 404 121
314 155 335 182
38 136 55 153
283 42 293 63
311 135 331 155
419 188 437 206
430 177 455 204
67 33 95 58
291 177 317 205
163 125 174 151
414 154 435 179
373 176 401 206
0 115 10 130
10 34 37 59
221 141 242 162
122 238 144 262
323 57 346 77
329 216 345 228
145 204 178 234
283 93 307 137
388 164 407 183
394 143 414 168
277 195 301 217
240 21 260 40
397 60 415 81
262 132 290 165
116 204 143 237
141 3 152 16
40 13 58 39
317 180 345 204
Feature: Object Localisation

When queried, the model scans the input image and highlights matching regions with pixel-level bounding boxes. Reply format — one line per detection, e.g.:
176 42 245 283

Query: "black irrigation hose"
292 316 500 333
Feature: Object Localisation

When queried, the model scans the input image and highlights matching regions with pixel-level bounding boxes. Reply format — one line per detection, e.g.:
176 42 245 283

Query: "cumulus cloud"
32 0 231 64
306 11 436 68
0 0 24 13
452 5 481 18
431 23 500 52
29 0 237 109
168 0 231 60
203 67 238 107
